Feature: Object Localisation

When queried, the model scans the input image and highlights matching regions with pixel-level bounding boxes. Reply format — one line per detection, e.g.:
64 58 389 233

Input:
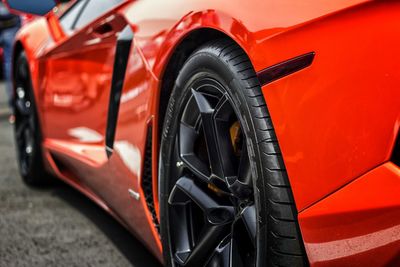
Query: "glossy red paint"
299 162 400 266
11 0 400 265
259 1 400 211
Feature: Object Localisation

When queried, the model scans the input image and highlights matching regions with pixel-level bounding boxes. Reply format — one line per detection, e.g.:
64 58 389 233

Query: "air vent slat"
142 126 160 234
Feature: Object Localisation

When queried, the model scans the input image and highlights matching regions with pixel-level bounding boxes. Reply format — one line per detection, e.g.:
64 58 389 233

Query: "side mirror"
5 0 57 16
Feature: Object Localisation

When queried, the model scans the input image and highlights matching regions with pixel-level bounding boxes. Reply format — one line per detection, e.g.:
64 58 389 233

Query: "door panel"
37 0 163 257
41 5 162 255
42 13 127 145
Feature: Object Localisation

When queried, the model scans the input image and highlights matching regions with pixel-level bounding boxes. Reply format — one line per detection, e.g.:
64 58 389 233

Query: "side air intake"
142 126 160 233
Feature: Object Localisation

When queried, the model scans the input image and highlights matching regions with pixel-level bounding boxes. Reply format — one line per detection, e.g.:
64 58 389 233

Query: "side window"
74 0 122 30
59 0 87 34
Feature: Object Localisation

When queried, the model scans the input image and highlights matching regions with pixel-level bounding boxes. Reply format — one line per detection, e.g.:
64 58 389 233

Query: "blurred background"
0 2 160 267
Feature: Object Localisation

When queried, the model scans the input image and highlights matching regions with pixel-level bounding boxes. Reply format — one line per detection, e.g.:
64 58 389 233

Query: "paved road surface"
0 84 162 267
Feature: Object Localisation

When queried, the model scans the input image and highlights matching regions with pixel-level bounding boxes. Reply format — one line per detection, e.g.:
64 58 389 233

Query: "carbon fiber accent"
257 52 315 86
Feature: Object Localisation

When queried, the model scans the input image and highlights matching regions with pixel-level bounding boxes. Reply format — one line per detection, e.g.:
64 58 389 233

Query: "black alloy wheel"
168 78 256 266
14 51 49 186
160 39 307 267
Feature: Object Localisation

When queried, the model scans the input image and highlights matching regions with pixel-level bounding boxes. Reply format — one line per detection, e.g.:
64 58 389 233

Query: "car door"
41 0 126 154
39 1 162 251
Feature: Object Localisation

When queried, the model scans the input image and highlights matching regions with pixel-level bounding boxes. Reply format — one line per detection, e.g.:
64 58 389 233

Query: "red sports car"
6 0 400 266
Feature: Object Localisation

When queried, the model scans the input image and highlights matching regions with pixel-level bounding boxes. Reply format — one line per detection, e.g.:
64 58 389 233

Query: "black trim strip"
257 52 315 86
105 25 133 157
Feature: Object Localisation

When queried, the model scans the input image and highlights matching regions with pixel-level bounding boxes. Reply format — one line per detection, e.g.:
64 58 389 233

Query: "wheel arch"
152 26 254 232
156 27 250 140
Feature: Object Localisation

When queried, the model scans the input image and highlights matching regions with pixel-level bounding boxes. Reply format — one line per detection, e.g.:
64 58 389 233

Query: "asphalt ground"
0 83 162 267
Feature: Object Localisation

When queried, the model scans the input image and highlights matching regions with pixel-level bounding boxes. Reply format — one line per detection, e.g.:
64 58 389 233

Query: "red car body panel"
300 162 400 266
13 0 400 265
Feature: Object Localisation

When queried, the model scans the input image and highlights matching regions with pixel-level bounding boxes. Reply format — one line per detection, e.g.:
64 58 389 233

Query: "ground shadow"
48 181 162 267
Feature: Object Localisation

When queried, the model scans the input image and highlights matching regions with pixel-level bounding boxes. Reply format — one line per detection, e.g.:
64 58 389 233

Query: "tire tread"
210 39 308 266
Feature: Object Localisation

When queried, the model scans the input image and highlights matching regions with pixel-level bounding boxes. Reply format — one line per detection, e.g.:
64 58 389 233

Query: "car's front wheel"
160 39 307 266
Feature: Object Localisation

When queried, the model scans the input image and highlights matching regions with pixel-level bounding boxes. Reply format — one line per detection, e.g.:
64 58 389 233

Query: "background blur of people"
0 2 20 123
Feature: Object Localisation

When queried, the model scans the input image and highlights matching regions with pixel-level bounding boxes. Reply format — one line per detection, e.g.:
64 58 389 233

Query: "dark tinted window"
74 0 122 30
59 0 87 34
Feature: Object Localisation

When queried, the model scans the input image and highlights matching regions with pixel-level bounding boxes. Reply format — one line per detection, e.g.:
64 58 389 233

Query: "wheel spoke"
191 89 237 181
16 119 28 139
169 176 218 210
23 128 34 156
184 223 231 266
207 235 243 267
228 237 242 267
15 97 30 116
28 115 36 132
226 144 253 198
213 97 238 177
170 177 234 217
240 204 257 245
169 177 234 266
206 237 232 267
179 123 210 182
170 202 194 264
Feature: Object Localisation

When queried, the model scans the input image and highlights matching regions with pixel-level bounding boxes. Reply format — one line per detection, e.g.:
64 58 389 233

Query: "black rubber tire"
13 51 51 186
159 39 308 266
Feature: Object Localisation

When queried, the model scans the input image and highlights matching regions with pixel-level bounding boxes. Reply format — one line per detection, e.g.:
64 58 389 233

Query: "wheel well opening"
157 28 231 137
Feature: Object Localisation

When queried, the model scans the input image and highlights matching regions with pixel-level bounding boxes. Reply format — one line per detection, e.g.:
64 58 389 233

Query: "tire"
159 39 307 266
13 51 50 186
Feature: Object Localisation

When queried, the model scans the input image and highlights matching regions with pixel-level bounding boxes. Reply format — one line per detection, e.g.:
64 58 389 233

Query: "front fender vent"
142 125 160 234
391 133 400 167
